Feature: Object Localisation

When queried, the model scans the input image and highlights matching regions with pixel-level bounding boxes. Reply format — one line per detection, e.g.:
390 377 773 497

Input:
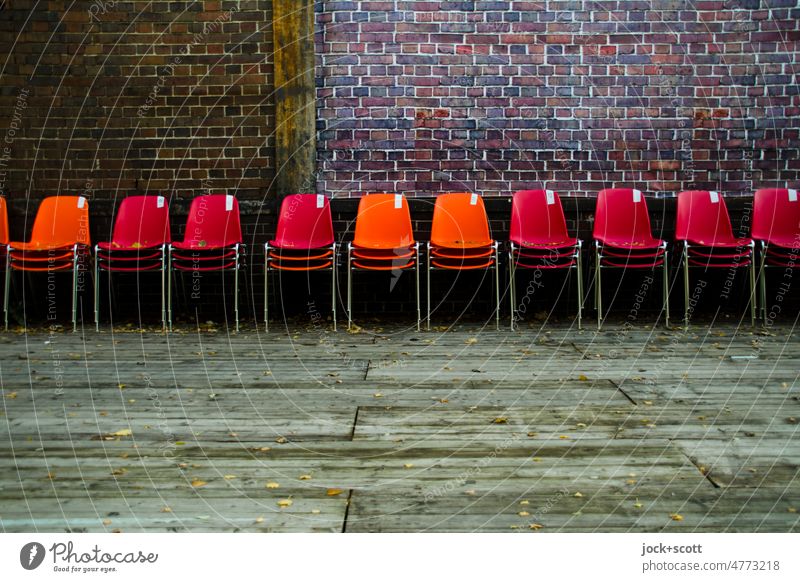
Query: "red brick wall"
0 0 274 202
315 1 800 197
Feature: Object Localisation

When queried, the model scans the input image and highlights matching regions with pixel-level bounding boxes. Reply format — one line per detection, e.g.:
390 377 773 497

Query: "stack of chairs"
751 188 800 322
427 192 500 330
593 188 669 328
508 189 583 329
4 196 91 331
675 190 755 326
169 194 243 331
346 193 421 330
94 195 172 330
265 194 337 330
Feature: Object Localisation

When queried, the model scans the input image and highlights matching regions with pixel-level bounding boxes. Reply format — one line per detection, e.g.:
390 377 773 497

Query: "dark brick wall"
0 1 274 200
316 1 800 197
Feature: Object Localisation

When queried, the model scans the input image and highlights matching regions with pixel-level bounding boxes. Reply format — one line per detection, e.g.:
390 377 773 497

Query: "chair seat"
10 261 76 272
688 258 752 268
430 246 493 259
172 260 237 272
97 241 165 251
352 247 415 260
171 249 237 261
760 237 800 249
598 237 665 250
172 240 238 251
9 241 82 252
98 262 164 273
686 237 752 248
512 237 578 249
269 249 333 262
269 260 333 272
687 247 752 260
352 258 416 271
600 257 666 268
97 250 163 261
514 248 576 260
431 257 495 270
10 250 74 262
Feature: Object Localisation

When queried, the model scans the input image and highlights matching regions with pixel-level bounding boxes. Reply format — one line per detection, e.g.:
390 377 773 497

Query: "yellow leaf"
403 463 414 469
160 507 172 513
532 457 542 462
299 474 312 480
6 392 18 399
277 499 292 508
529 523 544 530
573 492 584 498
223 475 237 480
311 509 321 514
191 479 207 487
527 432 537 437
254 516 264 524
465 337 478 345
326 488 344 496
633 502 643 509
520 500 529 505
670 513 684 521
518 511 530 517
102 519 112 526
265 482 280 489
559 435 570 440
131 242 143 249
493 417 508 424
787 507 796 513
373 393 383 398
578 374 589 381
112 429 132 437
46 472 56 480
275 436 288 444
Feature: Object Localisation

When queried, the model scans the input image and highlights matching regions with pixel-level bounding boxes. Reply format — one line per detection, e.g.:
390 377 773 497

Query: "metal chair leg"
494 243 500 330
264 243 269 331
576 243 583 330
167 245 173 332
94 245 100 331
683 243 690 328
663 249 669 328
509 247 516 331
346 244 352 330
415 243 421 332
161 245 166 332
595 245 602 329
3 250 11 331
426 242 431 331
749 245 756 328
71 245 79 332
332 242 337 332
759 244 767 322
234 244 240 333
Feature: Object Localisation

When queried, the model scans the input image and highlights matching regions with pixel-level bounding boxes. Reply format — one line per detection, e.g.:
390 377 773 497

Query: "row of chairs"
0 188 797 331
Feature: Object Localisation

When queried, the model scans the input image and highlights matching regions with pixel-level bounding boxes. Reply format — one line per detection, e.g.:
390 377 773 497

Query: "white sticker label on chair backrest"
226 194 234 211
546 190 555 205
157 196 165 208
709 191 719 203
632 190 641 203
394 194 402 209
470 193 478 205
317 194 325 208
77 196 86 209
789 189 797 202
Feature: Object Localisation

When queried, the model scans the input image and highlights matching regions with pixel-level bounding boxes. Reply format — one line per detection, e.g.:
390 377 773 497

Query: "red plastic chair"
509 190 583 329
751 188 800 322
4 196 91 330
169 194 244 331
94 195 172 330
348 194 420 330
427 192 500 329
676 190 755 326
265 194 337 330
593 188 669 328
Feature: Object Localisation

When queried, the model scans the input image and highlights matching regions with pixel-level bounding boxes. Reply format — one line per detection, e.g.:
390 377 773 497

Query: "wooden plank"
273 0 316 196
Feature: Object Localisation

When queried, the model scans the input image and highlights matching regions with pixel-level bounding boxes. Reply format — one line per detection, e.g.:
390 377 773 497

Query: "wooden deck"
1 319 798 532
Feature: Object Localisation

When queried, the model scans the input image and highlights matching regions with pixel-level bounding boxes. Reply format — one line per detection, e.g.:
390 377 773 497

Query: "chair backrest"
593 188 654 244
180 194 242 248
430 192 492 248
0 197 8 245
510 189 570 244
273 194 334 249
353 194 415 248
29 196 91 247
675 190 735 242
752 188 800 245
111 195 171 248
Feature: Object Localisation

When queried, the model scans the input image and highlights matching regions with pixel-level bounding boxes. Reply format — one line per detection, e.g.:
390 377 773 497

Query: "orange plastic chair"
347 194 420 330
427 193 500 329
4 196 91 330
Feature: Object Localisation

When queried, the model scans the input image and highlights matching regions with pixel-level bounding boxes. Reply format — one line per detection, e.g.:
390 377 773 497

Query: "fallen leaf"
191 479 208 487
573 492 584 498
493 417 508 424
299 474 312 480
160 507 172 513
277 499 292 508
578 374 589 381
788 507 797 513
465 337 478 345
403 463 414 469
275 436 288 444
223 475 237 480
529 523 543 530
532 457 542 462
670 513 684 521
518 511 530 517
265 482 280 489
373 393 383 398
326 488 344 496
102 519 112 526
6 392 18 399
111 429 132 437
633 502 643 509
520 500 529 505
254 516 264 524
